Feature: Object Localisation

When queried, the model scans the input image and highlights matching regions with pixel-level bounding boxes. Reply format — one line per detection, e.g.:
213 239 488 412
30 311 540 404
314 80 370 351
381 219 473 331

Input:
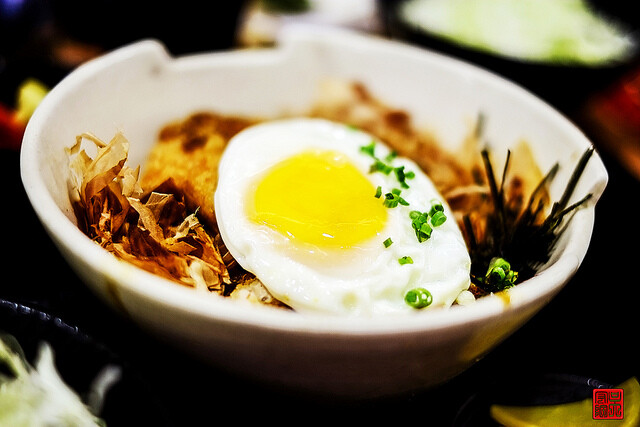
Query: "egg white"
214 118 471 316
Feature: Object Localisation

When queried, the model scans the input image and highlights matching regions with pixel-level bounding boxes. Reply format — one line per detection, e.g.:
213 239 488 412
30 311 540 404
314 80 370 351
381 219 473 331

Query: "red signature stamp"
593 388 624 420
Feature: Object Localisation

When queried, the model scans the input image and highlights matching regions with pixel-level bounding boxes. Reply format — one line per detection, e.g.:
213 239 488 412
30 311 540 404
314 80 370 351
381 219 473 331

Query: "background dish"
382 0 640 116
20 25 606 398
0 299 168 426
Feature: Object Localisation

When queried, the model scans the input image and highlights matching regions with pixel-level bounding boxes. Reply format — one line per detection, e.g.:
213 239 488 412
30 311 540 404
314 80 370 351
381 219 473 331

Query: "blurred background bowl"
381 0 640 116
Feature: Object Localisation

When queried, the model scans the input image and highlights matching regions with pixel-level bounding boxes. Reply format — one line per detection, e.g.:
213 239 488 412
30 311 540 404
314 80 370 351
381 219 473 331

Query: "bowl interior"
20 25 607 335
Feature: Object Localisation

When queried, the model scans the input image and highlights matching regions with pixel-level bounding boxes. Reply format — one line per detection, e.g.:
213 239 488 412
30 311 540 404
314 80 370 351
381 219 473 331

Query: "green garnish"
394 165 414 189
360 140 377 157
429 200 444 215
410 210 432 242
463 118 594 295
383 188 409 208
404 287 433 308
370 159 393 175
360 142 415 187
409 200 447 242
375 185 382 198
383 237 393 248
399 256 414 265
385 151 398 162
482 257 518 292
430 211 447 227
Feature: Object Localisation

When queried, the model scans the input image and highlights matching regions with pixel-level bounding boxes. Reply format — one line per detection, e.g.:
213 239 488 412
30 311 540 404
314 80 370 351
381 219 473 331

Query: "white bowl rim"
20 25 607 337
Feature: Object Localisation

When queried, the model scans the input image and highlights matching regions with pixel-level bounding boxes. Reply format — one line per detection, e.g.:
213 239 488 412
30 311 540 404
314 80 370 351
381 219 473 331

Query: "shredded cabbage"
400 0 636 65
0 334 121 427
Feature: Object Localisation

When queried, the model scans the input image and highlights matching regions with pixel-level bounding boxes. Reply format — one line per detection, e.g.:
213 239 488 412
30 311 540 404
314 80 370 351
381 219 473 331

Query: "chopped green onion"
398 256 414 265
409 201 447 237
410 210 431 242
361 145 415 188
404 287 432 308
383 189 408 208
385 151 398 162
393 165 416 189
360 141 376 157
375 186 382 198
483 257 518 292
420 222 433 237
394 166 410 189
430 211 447 227
370 159 393 175
383 237 393 248
383 193 398 208
429 201 444 216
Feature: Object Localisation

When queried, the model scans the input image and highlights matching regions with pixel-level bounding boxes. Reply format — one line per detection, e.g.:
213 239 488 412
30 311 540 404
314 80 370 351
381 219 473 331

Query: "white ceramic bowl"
20 25 607 399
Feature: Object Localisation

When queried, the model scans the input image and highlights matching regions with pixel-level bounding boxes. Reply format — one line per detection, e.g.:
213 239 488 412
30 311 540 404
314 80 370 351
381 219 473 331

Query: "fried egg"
214 118 471 316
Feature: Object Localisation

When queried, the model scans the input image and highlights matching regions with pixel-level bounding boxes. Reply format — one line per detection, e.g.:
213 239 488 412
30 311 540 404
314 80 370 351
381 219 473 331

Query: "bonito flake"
66 132 230 293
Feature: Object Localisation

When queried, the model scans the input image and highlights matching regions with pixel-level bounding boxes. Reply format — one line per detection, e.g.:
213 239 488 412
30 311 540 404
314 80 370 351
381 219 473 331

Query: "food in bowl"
397 0 636 66
214 117 470 316
66 79 593 317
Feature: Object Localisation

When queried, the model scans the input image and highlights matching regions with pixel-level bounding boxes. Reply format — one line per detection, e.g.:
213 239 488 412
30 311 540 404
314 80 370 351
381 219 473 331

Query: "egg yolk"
248 150 387 249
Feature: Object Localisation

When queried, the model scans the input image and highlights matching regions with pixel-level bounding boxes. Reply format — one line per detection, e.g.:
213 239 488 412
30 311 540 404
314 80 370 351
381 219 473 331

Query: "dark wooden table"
2 3 639 425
